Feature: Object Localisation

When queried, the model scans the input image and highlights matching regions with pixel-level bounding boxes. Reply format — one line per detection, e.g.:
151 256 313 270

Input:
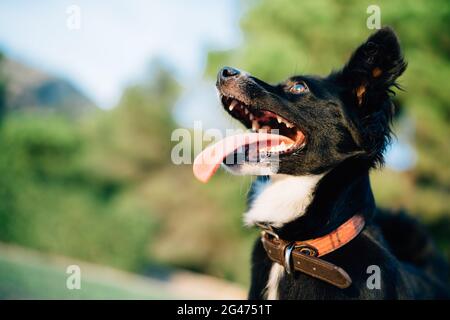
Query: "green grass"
0 247 177 299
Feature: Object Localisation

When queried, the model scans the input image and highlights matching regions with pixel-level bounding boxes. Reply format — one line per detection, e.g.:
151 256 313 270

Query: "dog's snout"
218 66 241 84
221 66 240 78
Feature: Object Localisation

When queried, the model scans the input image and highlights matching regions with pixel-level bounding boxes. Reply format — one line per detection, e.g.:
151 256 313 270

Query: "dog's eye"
289 82 308 94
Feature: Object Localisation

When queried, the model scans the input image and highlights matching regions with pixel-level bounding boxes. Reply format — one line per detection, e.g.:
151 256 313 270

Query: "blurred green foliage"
207 0 450 250
0 69 180 272
0 113 157 271
0 0 449 289
0 52 6 122
0 63 255 285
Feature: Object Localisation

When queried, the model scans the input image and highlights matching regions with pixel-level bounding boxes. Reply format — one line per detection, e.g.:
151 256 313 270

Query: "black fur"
216 27 450 299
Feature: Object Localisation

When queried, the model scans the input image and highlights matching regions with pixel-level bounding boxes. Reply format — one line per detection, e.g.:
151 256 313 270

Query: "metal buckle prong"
256 222 279 240
284 242 295 275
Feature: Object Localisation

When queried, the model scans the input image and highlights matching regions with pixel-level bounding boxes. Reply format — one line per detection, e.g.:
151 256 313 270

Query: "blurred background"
0 0 448 299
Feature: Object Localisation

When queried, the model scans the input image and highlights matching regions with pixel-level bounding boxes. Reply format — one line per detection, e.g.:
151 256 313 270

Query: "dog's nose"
221 66 240 78
218 66 241 84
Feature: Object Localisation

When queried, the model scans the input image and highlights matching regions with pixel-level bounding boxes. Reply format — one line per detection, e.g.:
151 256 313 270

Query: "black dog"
215 27 449 299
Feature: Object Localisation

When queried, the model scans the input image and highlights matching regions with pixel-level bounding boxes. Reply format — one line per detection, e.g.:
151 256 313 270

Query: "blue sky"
0 1 414 170
0 0 242 108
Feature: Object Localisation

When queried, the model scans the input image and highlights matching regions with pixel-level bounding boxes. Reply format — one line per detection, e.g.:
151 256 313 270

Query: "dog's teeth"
277 116 283 123
276 142 285 151
229 100 238 111
259 126 270 134
244 108 249 115
252 120 260 131
273 141 292 153
249 114 254 120
269 145 279 152
285 122 294 128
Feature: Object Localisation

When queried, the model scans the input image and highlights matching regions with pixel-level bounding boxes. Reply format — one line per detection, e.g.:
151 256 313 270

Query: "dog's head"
217 27 406 176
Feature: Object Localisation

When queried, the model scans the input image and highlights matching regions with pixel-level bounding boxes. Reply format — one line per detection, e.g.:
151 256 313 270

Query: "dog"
212 27 449 299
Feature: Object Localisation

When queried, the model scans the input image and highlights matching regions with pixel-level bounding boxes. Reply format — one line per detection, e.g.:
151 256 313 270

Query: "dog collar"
258 214 365 289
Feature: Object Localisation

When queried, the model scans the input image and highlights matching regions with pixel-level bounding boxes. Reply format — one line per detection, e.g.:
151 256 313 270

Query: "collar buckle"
255 222 279 240
283 242 295 274
284 243 318 275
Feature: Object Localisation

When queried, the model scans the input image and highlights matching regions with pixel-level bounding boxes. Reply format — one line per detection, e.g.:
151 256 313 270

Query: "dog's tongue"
193 132 294 183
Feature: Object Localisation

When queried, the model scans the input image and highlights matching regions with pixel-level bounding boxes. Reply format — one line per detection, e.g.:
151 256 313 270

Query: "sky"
0 0 242 108
0 0 414 170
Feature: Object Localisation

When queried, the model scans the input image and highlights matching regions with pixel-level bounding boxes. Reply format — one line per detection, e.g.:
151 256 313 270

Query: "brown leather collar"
259 215 365 289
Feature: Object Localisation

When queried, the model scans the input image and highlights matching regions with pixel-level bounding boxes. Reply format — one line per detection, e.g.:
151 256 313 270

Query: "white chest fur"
244 174 324 228
245 174 324 300
264 263 285 299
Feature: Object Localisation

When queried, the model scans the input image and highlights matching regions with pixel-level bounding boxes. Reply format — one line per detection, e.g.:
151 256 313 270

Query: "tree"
206 0 450 249
0 52 6 123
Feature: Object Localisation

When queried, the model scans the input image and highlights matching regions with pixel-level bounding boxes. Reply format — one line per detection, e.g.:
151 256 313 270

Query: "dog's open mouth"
221 95 306 154
192 95 306 183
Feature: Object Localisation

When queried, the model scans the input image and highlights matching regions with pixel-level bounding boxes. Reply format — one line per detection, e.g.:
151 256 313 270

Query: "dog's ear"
338 27 407 108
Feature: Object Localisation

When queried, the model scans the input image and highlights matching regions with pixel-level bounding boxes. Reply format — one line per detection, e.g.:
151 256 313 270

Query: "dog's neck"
244 174 325 228
245 159 375 240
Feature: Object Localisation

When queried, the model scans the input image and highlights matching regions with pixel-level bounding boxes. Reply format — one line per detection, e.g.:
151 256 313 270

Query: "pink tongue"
193 132 294 183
